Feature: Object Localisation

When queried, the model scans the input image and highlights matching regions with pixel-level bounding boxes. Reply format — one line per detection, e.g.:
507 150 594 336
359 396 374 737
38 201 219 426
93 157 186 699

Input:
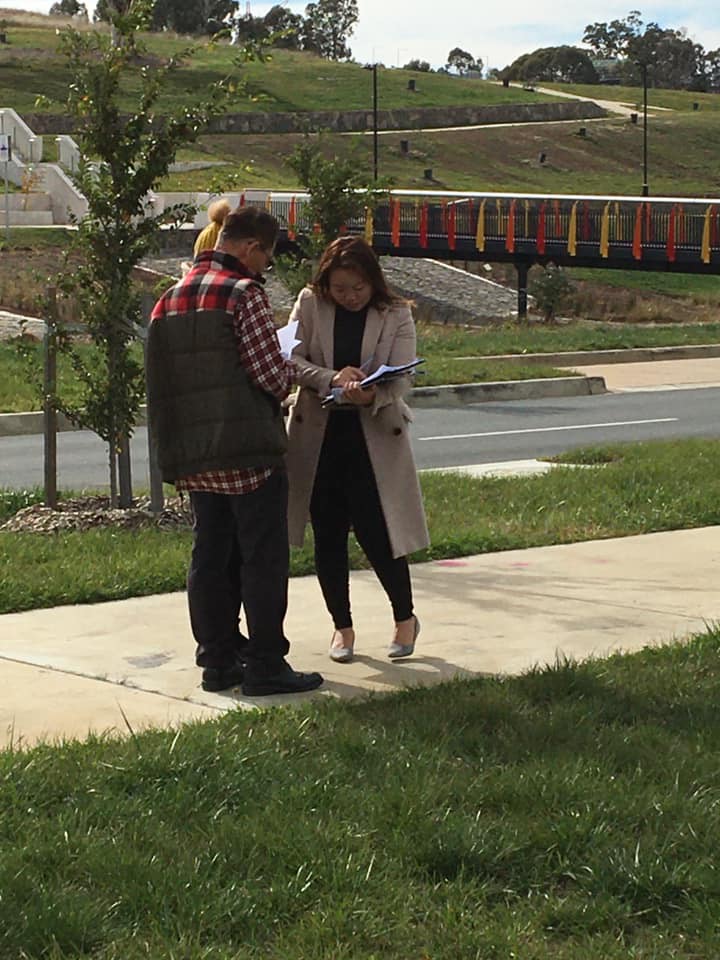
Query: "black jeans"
188 470 290 673
309 413 413 630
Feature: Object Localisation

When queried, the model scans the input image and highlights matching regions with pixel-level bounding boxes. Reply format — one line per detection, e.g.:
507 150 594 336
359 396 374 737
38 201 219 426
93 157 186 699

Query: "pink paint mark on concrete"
435 559 469 567
509 562 531 567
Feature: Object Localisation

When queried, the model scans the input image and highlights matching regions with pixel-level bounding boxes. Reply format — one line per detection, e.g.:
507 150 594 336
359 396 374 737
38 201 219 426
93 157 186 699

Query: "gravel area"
381 257 518 323
142 255 520 324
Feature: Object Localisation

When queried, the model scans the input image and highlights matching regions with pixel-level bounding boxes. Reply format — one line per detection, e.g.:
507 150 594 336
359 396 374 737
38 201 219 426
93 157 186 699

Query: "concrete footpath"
1 527 718 749
1 352 719 749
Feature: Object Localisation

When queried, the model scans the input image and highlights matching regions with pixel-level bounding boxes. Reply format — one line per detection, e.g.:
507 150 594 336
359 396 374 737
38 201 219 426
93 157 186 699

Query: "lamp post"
639 60 649 196
371 62 378 181
364 62 379 181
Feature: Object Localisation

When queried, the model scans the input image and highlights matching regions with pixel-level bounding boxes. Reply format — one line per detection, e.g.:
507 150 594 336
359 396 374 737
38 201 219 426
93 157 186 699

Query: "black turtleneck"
333 305 368 370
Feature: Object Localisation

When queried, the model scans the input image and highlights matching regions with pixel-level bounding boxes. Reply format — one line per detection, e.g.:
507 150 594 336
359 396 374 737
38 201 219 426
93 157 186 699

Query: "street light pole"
641 61 649 197
372 62 378 181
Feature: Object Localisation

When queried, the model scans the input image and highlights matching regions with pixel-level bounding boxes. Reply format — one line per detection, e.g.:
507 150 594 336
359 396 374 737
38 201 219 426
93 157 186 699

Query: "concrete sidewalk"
572 356 720 392
1 526 718 749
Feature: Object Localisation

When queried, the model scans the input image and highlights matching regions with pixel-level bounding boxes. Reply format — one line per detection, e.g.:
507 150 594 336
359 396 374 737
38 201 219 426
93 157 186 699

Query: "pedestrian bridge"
257 188 720 315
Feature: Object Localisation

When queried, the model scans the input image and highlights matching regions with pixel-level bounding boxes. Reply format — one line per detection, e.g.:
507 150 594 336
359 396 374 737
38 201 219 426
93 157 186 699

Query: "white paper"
359 358 424 388
276 320 302 360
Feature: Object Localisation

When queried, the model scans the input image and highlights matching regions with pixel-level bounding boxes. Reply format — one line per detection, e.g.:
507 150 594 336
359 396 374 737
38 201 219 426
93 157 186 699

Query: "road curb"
409 375 607 407
0 377 607 436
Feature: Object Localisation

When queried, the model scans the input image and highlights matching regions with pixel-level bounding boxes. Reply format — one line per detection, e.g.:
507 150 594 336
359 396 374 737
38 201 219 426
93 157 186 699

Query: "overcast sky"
13 0 720 71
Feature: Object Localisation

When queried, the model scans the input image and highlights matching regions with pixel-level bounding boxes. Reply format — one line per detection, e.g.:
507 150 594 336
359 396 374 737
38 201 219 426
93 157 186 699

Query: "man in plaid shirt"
147 207 323 697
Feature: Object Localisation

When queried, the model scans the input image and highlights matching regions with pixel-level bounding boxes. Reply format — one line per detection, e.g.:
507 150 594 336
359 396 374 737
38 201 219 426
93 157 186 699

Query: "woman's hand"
342 383 376 406
332 366 366 387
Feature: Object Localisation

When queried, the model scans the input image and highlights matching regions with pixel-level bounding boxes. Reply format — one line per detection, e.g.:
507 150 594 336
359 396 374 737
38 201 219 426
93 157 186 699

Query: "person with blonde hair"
193 197 232 257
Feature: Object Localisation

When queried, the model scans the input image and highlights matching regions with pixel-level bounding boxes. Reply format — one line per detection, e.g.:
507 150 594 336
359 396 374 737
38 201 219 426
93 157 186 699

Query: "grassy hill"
161 111 720 198
3 10 719 200
0 9 556 116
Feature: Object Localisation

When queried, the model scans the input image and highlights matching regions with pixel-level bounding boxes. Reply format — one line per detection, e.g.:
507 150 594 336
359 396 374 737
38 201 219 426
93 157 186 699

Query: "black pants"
309 413 413 630
188 470 290 673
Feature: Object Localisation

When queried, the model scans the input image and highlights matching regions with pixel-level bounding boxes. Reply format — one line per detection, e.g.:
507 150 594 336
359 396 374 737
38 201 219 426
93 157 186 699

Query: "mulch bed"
1 495 193 534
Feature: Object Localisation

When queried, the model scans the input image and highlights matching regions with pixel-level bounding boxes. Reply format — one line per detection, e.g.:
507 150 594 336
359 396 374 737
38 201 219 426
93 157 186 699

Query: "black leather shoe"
242 661 324 697
201 660 245 692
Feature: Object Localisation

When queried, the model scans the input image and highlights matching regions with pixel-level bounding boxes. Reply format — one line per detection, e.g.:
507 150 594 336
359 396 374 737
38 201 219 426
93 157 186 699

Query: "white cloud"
8 0 720 68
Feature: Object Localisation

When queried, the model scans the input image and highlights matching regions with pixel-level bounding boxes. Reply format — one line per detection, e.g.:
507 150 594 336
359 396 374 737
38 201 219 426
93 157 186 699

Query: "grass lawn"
2 438 720 614
0 23 556 116
1 623 720 957
3 315 720 411
415 318 720 358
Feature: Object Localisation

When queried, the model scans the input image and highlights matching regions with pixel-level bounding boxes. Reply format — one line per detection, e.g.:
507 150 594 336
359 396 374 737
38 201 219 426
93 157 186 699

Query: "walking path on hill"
502 82 674 119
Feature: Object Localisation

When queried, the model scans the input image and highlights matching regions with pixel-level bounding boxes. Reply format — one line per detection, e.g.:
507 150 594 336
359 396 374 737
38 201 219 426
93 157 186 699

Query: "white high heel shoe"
388 615 420 659
329 629 354 663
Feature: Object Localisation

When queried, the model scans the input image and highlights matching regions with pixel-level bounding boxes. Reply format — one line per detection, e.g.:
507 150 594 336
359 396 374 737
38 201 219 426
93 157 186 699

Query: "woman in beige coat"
287 236 429 663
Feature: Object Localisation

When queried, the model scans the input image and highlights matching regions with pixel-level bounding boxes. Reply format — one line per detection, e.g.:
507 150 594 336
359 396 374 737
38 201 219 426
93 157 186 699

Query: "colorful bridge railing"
249 189 720 272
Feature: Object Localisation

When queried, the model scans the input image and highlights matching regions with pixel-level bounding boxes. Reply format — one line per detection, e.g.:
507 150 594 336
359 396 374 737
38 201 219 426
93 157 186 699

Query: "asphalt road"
1 387 718 491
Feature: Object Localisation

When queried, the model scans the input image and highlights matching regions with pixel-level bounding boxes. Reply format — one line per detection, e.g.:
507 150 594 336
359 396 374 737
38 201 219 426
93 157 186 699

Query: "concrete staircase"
1 192 55 226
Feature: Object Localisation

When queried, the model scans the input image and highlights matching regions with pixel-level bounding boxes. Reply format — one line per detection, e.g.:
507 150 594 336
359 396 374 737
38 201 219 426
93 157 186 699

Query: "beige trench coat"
286 287 430 559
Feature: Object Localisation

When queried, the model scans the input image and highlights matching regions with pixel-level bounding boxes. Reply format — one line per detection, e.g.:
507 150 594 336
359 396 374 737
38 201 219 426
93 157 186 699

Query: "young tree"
301 0 358 60
50 0 233 506
274 137 378 296
529 265 574 323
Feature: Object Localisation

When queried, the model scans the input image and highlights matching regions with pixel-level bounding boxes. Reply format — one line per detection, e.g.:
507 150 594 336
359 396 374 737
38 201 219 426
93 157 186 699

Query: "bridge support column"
515 262 529 320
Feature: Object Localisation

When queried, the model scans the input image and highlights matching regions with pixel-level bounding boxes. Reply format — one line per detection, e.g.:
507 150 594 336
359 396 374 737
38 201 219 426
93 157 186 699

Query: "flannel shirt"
151 250 296 495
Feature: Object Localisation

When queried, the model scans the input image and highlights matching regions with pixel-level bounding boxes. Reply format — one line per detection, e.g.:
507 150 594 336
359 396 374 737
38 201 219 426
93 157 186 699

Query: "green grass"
155 110 720 197
4 316 720 413
3 438 720 614
0 24 557 115
2 623 720 957
0 341 145 413
568 267 720 299
0 226 75 250
416 318 720 357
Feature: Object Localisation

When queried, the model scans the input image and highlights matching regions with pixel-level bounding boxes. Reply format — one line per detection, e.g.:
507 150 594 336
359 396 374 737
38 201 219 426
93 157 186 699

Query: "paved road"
1 387 718 490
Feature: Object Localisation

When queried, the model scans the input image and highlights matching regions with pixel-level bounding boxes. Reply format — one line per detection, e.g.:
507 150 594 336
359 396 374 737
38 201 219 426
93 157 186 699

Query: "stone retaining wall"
24 100 605 136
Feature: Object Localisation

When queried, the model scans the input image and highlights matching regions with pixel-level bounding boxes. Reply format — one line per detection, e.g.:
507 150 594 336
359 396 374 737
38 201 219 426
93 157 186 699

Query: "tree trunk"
117 433 132 508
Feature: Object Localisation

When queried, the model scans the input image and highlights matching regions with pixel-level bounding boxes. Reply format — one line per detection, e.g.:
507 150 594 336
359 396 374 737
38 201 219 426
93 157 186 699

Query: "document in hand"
359 358 425 388
276 319 302 360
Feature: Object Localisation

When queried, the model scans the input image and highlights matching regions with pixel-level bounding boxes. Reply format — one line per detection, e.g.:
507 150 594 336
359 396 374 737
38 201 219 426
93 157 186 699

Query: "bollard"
630 112 638 124
578 127 587 137
400 139 409 155
538 152 547 164
407 78 416 91
423 167 433 180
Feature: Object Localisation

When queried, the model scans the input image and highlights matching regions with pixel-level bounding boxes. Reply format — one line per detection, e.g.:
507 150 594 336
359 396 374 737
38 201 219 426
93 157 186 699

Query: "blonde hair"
207 198 232 226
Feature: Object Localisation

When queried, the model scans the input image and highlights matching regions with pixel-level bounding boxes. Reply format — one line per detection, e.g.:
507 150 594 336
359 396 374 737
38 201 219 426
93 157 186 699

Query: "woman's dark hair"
220 207 279 251
311 236 403 309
